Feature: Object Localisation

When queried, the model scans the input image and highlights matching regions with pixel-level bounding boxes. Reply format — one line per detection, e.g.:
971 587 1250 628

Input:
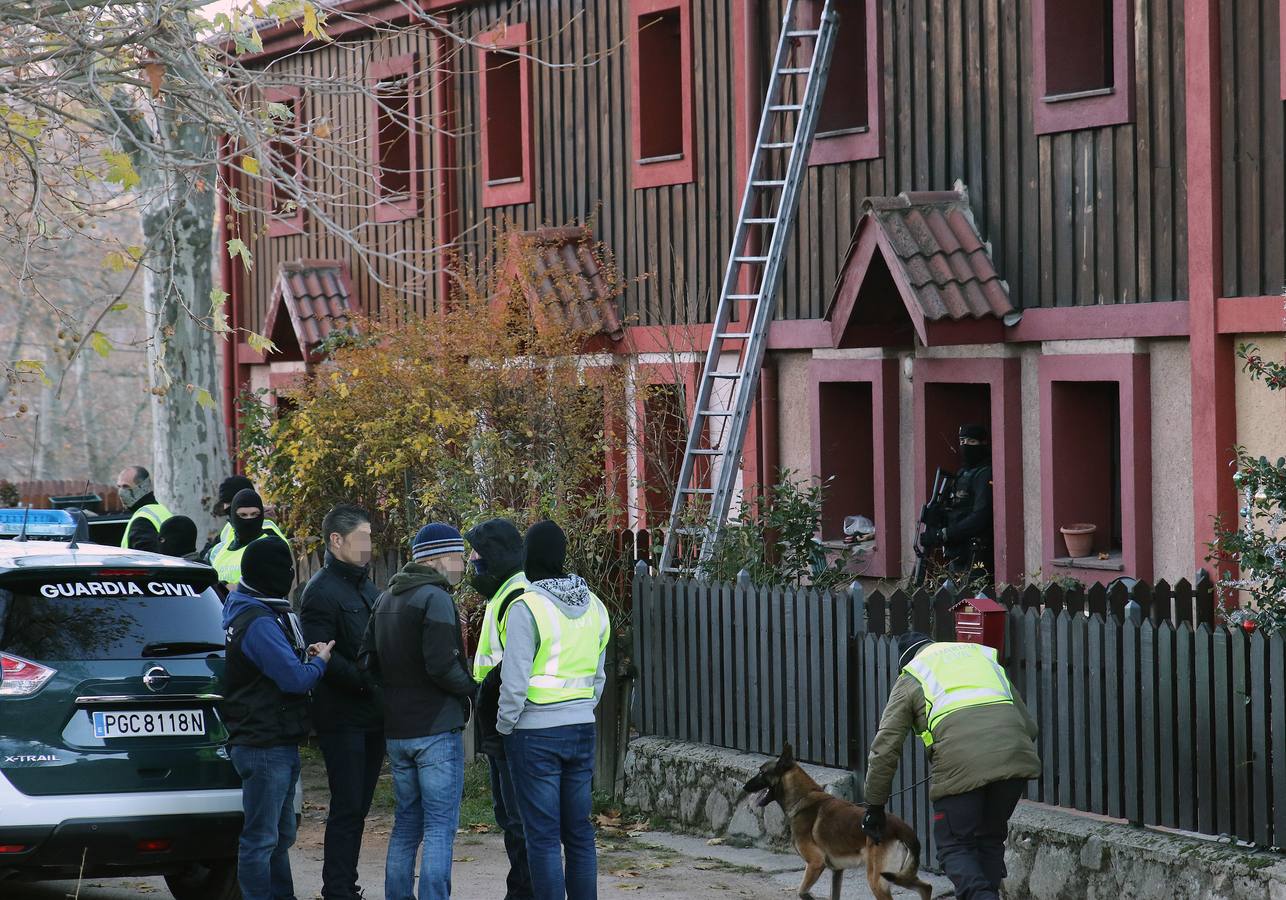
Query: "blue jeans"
385 730 465 900
230 744 301 900
488 753 533 899
505 724 598 900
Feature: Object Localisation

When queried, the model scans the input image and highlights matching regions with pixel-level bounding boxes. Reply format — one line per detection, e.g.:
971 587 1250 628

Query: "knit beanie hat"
239 536 295 598
958 423 989 442
412 522 465 562
897 631 934 669
524 520 567 582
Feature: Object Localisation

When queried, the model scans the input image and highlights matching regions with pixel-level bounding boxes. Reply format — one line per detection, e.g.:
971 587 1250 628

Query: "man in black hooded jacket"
464 518 533 900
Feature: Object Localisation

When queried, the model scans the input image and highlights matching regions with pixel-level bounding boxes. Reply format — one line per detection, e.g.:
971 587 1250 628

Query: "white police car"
0 509 247 899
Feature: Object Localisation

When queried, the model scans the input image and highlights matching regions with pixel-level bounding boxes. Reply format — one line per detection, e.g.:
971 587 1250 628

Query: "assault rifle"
912 467 954 587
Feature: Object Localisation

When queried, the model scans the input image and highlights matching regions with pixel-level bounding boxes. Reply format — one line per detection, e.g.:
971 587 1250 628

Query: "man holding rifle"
915 424 994 585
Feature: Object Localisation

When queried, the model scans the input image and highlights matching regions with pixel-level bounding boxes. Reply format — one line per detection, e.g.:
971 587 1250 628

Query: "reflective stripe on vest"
511 587 610 705
902 642 1014 747
210 533 274 586
218 519 287 545
471 573 530 682
120 503 173 548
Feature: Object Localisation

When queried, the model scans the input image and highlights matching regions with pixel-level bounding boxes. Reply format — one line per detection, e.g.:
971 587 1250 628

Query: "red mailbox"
952 595 1006 658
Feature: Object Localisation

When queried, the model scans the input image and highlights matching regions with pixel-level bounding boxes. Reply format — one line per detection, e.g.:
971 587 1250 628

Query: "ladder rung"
709 371 741 379
691 449 723 456
699 409 734 416
734 256 769 263
671 527 705 536
779 67 810 74
716 331 751 340
768 104 803 111
727 293 760 300
752 180 786 188
787 29 821 37
745 217 777 224
681 486 716 494
760 142 794 149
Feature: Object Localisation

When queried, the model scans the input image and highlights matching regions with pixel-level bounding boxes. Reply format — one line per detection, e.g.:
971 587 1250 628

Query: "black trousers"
317 730 385 900
488 752 534 900
933 777 1026 900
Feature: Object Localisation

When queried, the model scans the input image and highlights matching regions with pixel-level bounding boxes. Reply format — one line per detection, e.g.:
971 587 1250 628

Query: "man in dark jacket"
464 518 533 900
221 537 334 900
359 523 475 900
115 465 171 552
861 632 1039 900
923 424 994 581
300 504 383 900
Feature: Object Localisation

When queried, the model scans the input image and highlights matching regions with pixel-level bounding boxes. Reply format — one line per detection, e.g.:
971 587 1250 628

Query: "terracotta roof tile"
270 261 358 349
500 226 624 341
841 183 1014 323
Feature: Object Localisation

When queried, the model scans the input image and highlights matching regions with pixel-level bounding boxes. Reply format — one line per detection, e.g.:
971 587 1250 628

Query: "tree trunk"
136 116 226 540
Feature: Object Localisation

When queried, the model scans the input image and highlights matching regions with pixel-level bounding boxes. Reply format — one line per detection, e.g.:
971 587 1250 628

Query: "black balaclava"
522 519 568 583
464 518 524 599
524 520 568 583
228 488 266 547
958 423 990 469
239 535 295 598
159 515 198 558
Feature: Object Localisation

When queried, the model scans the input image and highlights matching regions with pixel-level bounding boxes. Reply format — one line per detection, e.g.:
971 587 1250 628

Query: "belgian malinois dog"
741 744 933 900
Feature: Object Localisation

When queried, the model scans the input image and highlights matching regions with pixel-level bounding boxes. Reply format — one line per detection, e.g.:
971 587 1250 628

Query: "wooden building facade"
224 0 1285 587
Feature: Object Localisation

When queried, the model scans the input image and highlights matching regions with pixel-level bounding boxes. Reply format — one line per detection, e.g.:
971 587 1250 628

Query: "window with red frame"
803 0 881 163
631 0 693 187
1032 0 1132 133
641 382 687 527
484 51 523 182
638 10 683 160
376 77 413 197
265 90 304 236
369 56 421 220
478 24 533 208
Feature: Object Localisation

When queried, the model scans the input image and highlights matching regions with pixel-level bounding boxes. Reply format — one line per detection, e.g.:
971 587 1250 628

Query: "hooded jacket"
496 575 609 735
359 562 474 740
464 519 528 756
300 552 382 733
220 588 326 746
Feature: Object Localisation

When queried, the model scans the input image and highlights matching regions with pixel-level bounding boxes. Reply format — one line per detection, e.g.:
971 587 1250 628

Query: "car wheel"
164 860 240 900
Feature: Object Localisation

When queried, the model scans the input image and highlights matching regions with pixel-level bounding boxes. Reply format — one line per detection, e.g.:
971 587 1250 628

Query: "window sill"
1043 86 1116 103
374 196 420 223
808 127 882 166
482 179 533 208
267 216 305 238
1051 552 1124 572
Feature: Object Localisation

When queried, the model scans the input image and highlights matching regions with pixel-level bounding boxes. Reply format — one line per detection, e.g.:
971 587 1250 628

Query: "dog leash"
883 774 933 798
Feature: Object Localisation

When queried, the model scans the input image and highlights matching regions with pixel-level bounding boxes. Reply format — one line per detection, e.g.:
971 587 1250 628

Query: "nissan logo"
142 666 171 693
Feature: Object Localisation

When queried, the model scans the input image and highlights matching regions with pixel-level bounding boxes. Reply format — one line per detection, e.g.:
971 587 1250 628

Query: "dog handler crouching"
860 632 1040 900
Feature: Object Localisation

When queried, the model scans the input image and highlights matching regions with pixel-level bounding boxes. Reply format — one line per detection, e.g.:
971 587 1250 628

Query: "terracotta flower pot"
1060 523 1097 559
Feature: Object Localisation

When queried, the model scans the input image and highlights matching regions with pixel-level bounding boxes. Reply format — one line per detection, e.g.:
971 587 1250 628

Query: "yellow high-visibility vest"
505 586 610 705
120 503 173 549
472 573 530 681
902 642 1014 747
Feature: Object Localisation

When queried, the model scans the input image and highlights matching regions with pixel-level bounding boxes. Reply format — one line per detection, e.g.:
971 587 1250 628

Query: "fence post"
631 560 649 734
849 580 867 636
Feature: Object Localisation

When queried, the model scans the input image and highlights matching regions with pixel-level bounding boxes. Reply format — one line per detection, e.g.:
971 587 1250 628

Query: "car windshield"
0 574 224 661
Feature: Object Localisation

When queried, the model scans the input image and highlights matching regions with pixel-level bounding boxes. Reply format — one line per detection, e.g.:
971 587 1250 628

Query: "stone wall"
626 736 1286 896
623 737 858 849
1005 804 1286 899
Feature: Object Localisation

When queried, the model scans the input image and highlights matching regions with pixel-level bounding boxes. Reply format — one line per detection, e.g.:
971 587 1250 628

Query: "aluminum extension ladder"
658 0 838 575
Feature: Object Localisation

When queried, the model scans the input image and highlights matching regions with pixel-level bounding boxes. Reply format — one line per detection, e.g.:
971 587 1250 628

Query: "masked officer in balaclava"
923 424 994 581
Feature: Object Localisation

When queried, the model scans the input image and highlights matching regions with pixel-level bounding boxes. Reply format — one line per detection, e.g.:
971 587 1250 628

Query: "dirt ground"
5 746 806 899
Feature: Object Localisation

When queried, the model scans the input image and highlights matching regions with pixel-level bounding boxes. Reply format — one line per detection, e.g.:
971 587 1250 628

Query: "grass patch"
369 757 496 830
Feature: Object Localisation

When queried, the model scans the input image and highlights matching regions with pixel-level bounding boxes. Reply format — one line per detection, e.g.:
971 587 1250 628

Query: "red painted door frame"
1185 0 1236 580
